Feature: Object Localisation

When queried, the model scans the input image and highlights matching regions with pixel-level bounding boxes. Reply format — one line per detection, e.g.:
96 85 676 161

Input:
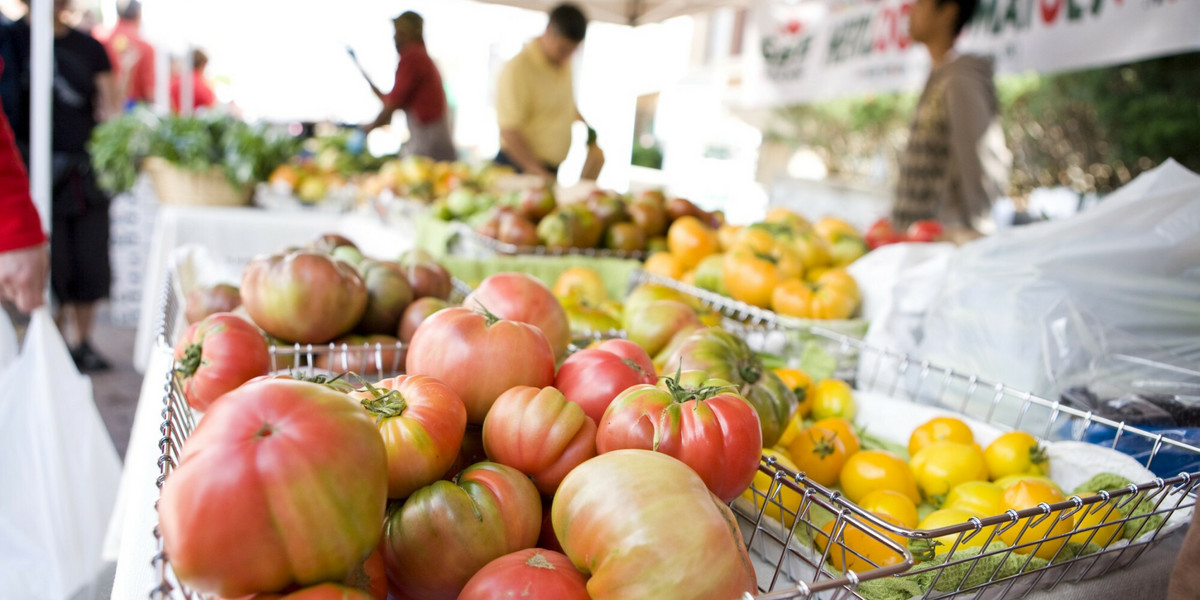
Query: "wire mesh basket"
446 221 649 261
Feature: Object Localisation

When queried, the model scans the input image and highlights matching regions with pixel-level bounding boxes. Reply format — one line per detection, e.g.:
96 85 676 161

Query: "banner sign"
743 0 1200 106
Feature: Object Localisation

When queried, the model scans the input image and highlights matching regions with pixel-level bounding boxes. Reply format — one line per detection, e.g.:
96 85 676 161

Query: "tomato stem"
621 357 650 378
524 552 557 570
809 429 838 459
1030 444 1048 467
174 344 203 378
358 379 408 423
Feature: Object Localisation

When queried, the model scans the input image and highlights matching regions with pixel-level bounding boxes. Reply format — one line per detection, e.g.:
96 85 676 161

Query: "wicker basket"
143 156 253 207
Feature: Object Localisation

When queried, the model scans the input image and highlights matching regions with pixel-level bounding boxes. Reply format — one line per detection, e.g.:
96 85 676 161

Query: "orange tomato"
717 224 743 252
666 216 719 270
814 217 860 243
908 416 976 459
785 426 847 488
771 270 860 320
644 252 685 280
818 513 907 573
764 208 813 232
741 448 806 528
812 417 861 456
914 508 998 560
552 266 608 306
999 479 1072 560
791 230 832 270
839 450 921 505
859 489 919 529
773 369 814 448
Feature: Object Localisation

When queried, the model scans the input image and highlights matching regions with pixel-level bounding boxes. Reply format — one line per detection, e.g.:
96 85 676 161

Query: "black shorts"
50 154 111 304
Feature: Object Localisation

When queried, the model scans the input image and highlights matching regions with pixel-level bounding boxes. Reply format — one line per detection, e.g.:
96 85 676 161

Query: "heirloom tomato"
984 431 1048 480
482 386 597 495
944 480 1005 517
742 448 806 528
221 583 375 600
859 489 919 529
809 378 857 421
241 250 367 343
355 259 413 335
771 270 860 320
666 215 719 270
397 297 450 343
465 272 571 359
383 462 542 600
350 375 467 498
910 441 990 503
158 379 387 598
840 450 921 505
173 312 270 412
458 549 589 600
554 339 656 423
913 508 996 560
1068 499 1125 547
184 283 240 324
551 266 608 306
643 251 685 280
659 328 797 447
596 371 762 502
406 306 556 424
908 416 975 458
998 479 1072 560
553 450 756 600
817 514 907 573
812 417 861 456
785 426 847 487
723 228 803 308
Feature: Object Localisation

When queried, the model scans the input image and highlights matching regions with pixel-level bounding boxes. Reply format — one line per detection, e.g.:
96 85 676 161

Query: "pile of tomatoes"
159 254 813 600
749 379 1130 570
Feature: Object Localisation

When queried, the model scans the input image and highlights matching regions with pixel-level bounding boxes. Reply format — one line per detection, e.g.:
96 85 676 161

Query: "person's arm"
0 75 47 313
95 71 120 121
1168 507 1200 600
943 71 1010 234
498 128 552 179
362 62 415 133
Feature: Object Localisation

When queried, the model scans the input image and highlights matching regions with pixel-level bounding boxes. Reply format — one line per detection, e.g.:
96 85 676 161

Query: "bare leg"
74 302 95 346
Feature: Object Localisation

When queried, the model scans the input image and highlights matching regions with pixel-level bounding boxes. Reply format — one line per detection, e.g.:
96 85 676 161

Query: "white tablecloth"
131 205 414 373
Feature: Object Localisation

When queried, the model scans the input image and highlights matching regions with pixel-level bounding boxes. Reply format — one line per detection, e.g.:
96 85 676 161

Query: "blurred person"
494 2 602 181
357 11 455 161
1169 506 1200 599
892 0 1011 242
169 48 216 113
94 0 154 108
9 0 119 370
0 59 48 315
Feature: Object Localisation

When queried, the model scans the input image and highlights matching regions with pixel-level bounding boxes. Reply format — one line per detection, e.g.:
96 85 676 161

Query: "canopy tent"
468 0 748 26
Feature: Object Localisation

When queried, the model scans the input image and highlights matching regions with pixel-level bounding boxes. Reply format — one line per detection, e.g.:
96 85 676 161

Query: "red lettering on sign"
784 19 804 35
874 8 891 51
1040 0 1063 24
898 1 912 49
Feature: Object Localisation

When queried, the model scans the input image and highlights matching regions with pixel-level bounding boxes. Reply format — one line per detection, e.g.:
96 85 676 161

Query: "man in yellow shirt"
495 3 598 180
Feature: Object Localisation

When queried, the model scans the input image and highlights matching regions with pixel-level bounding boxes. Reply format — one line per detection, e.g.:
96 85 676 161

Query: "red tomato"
406 307 556 424
554 338 657 423
905 220 945 242
482 386 597 496
458 549 589 600
397 296 450 343
349 375 468 498
865 218 904 250
464 272 571 359
158 379 388 598
553 450 756 600
173 312 270 412
537 504 564 553
221 583 376 600
241 250 367 343
596 371 762 503
349 546 387 600
382 462 542 600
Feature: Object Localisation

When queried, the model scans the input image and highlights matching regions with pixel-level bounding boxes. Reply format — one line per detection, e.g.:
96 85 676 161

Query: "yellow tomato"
644 251 684 280
910 441 990 504
859 489 919 529
813 417 861 456
840 450 921 505
814 216 861 244
717 223 743 251
1068 497 1125 547
944 480 1005 517
786 426 847 488
552 266 608 306
764 208 813 232
805 266 831 283
913 508 997 560
810 379 857 421
999 480 1072 560
723 250 784 308
666 215 719 270
985 431 1049 480
908 416 976 458
742 448 807 528
772 270 860 320
791 230 832 270
819 513 907 573
774 368 814 421
992 474 1062 494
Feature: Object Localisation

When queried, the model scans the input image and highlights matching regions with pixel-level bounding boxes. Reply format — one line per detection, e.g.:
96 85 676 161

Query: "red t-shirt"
95 20 155 104
0 59 45 253
169 72 216 113
386 43 447 125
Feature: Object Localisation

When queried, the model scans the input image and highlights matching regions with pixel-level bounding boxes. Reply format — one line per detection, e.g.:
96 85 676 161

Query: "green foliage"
87 108 302 194
765 51 1200 196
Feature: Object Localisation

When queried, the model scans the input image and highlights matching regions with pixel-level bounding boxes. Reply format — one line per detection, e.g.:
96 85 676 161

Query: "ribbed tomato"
596 371 762 503
406 307 556 424
219 583 376 600
464 272 571 359
241 250 367 344
349 375 467 498
382 462 542 600
458 549 589 600
159 379 388 598
554 338 657 423
172 312 270 412
482 386 597 495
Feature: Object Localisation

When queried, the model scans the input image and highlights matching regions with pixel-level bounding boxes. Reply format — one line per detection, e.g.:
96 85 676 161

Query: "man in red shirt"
0 58 47 314
359 11 455 161
169 49 216 113
94 0 154 107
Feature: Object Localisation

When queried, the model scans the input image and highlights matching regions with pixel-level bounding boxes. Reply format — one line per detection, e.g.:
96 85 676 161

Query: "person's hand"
0 243 49 313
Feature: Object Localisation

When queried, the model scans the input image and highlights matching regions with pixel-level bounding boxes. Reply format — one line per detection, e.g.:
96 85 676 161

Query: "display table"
131 205 413 373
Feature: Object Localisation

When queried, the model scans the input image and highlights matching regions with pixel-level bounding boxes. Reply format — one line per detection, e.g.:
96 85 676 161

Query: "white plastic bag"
846 241 957 355
0 308 122 599
915 159 1200 397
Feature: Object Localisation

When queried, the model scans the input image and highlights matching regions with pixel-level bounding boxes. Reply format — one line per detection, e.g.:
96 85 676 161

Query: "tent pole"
29 0 53 232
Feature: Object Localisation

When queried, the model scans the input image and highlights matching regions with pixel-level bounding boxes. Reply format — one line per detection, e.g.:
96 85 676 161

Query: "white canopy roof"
470 0 748 26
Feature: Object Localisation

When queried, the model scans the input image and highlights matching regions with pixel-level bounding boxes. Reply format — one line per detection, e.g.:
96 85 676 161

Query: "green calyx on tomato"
357 380 409 424
474 302 503 327
175 343 204 377
659 365 735 404
909 538 941 563
807 428 839 460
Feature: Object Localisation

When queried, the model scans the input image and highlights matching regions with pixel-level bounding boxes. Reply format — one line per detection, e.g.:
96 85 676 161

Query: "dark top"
0 21 112 154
